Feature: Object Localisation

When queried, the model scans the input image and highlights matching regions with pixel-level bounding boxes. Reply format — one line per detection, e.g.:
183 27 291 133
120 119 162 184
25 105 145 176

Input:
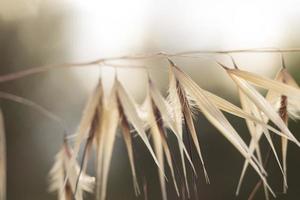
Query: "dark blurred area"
1 1 300 200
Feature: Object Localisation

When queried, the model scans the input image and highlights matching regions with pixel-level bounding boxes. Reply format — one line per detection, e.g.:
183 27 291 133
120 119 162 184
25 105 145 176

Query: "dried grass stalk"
169 59 274 196
218 58 300 198
1 48 300 200
40 54 300 200
0 109 6 200
223 60 284 199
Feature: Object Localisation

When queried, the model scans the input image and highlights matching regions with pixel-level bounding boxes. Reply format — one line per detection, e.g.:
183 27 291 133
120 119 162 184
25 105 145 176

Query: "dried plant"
49 140 95 200
144 77 179 200
0 92 67 200
246 55 300 199
0 109 6 200
1 48 300 200
266 63 299 194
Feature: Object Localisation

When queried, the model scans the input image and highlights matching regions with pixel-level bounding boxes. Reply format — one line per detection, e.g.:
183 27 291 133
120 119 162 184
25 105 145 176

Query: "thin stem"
248 147 272 200
1 48 300 83
0 61 101 83
0 91 68 132
172 47 300 56
184 116 199 200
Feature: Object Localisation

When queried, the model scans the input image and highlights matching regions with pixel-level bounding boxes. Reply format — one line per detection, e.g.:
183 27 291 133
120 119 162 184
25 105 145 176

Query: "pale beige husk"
265 66 299 193
49 142 95 200
145 77 182 200
169 61 275 196
222 64 300 198
47 59 300 200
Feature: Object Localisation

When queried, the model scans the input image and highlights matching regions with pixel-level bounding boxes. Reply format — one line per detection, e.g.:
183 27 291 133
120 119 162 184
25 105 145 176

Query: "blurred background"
1 0 300 199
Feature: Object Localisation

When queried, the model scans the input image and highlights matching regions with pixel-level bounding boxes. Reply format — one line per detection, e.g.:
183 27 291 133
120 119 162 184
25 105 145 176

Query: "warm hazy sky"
0 0 299 55
1 0 299 94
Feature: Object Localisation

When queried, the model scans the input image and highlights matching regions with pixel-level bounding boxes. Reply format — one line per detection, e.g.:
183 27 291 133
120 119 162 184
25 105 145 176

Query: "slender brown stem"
0 91 68 132
173 48 300 56
248 147 272 200
1 48 300 83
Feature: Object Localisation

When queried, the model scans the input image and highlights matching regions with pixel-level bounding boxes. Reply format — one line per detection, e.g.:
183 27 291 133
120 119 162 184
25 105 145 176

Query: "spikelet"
167 60 211 197
236 90 270 200
71 75 164 200
265 57 300 193
236 89 288 199
73 79 104 159
0 109 6 200
222 63 300 140
203 85 291 195
167 61 193 197
222 66 300 146
219 61 300 198
61 80 103 200
145 92 168 200
95 77 166 200
224 59 284 199
95 81 119 200
118 91 140 196
202 90 290 139
236 88 289 199
226 67 300 103
115 78 163 173
236 59 300 196
168 59 275 196
266 67 300 120
144 77 180 200
49 141 95 200
49 57 300 200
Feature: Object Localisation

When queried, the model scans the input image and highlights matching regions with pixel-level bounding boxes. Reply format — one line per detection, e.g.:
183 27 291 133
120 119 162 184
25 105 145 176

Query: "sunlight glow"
63 0 296 91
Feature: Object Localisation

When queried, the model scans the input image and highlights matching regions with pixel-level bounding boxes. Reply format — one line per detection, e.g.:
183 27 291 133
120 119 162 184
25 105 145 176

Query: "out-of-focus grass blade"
0 109 6 200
